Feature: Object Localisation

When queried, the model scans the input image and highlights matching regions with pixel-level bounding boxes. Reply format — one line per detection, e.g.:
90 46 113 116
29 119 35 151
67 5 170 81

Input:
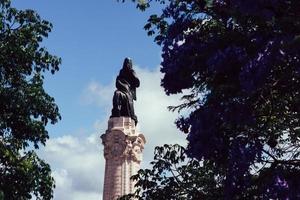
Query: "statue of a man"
110 58 140 125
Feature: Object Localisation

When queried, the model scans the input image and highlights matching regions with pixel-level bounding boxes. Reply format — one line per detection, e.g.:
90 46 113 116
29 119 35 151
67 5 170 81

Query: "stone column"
101 117 146 200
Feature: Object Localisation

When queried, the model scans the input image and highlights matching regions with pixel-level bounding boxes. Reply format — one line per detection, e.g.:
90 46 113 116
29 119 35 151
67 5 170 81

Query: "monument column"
101 117 145 200
101 58 146 200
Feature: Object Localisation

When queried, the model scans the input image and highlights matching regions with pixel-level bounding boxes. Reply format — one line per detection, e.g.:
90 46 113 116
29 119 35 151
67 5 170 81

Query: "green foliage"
119 144 224 200
0 0 61 199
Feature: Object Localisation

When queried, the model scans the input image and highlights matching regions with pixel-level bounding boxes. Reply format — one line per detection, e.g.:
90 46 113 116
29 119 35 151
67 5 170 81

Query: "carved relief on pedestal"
101 130 145 163
127 134 145 163
102 130 127 160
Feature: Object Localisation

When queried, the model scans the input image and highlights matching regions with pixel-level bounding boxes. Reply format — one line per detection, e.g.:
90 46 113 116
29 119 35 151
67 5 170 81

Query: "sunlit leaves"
0 0 60 199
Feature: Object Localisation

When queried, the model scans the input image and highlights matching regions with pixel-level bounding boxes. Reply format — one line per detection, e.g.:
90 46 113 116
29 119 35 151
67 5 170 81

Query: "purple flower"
276 176 289 189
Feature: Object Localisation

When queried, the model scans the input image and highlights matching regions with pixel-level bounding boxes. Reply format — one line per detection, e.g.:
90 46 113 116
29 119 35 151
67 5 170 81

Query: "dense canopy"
120 0 300 199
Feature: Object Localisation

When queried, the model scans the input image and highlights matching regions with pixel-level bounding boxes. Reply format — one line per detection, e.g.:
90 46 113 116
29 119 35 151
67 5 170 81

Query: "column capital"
101 117 146 162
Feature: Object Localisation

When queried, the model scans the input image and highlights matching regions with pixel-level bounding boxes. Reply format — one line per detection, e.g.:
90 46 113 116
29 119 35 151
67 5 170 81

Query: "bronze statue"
110 58 140 125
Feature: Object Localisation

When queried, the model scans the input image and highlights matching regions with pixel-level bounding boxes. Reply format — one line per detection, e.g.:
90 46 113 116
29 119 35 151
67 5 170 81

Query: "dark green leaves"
119 144 224 200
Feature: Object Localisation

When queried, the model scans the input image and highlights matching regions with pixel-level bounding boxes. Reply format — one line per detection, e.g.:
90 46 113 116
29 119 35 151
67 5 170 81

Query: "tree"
0 0 61 199
120 0 300 199
119 144 224 200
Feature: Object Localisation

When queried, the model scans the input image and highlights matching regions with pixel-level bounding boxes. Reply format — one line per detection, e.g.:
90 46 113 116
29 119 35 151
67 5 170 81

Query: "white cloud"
39 66 187 200
80 80 114 112
38 134 104 200
133 67 187 165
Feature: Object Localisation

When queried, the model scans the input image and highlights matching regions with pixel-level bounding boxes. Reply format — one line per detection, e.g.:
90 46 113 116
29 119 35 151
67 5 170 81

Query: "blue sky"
13 0 162 137
12 1 186 199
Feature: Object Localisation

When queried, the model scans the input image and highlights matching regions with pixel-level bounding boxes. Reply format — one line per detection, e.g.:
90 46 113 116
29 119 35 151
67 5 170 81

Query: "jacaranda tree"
0 0 61 199
119 0 300 199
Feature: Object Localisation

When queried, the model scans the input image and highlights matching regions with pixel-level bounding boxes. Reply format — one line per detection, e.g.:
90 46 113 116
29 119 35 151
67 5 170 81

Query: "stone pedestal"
101 117 146 200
